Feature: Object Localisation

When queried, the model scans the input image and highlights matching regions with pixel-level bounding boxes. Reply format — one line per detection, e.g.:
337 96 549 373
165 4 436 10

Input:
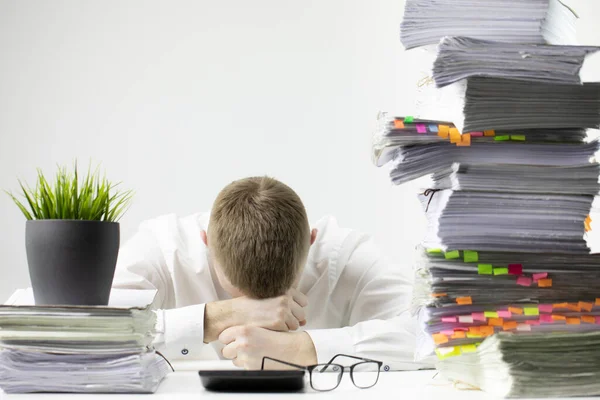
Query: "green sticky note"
426 248 443 254
511 135 526 141
478 264 493 275
404 116 414 123
494 267 509 275
464 250 479 263
524 307 539 316
460 344 478 354
435 347 461 360
484 311 498 318
445 250 460 259
494 135 510 141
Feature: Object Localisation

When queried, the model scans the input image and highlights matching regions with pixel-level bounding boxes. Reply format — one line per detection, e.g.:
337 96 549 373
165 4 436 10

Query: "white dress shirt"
112 212 429 370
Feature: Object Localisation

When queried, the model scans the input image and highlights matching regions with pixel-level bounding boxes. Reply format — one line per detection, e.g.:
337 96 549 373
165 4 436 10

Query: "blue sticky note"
429 125 439 133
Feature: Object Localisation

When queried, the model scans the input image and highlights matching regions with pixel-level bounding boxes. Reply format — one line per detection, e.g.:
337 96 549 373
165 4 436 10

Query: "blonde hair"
208 176 310 298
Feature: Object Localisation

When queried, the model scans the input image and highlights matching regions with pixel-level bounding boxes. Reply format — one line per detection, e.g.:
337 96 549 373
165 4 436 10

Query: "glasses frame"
261 354 383 392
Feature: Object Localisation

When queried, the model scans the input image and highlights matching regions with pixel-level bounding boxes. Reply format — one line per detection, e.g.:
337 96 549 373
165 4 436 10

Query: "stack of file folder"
0 289 171 394
375 0 600 396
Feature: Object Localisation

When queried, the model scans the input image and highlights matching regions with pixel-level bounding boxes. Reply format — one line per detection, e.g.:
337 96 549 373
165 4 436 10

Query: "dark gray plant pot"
25 220 120 306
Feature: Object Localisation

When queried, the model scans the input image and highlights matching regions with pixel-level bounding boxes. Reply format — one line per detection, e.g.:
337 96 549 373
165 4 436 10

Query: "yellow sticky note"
524 307 539 316
460 344 477 354
435 347 460 360
456 133 471 147
438 125 450 139
466 332 482 339
449 128 461 144
494 267 508 275
484 311 498 318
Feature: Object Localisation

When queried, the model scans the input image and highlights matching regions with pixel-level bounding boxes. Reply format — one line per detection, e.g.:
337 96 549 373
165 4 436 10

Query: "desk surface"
1 362 598 400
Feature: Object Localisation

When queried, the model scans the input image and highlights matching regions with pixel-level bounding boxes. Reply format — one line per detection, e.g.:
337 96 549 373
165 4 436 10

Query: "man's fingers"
290 301 306 325
219 326 243 345
222 342 238 360
290 289 308 308
285 312 300 331
232 357 245 369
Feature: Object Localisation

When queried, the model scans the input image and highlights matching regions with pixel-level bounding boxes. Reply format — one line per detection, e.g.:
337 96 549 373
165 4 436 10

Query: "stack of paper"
400 0 578 50
0 289 171 394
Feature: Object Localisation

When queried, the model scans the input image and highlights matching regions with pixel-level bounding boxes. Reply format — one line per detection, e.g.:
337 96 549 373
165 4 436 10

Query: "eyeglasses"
261 354 383 392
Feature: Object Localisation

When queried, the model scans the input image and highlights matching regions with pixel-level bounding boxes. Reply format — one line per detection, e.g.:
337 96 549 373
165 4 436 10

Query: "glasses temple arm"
261 356 306 371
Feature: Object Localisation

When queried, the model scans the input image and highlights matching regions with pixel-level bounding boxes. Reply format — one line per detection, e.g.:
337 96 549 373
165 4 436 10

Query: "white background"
0 1 599 301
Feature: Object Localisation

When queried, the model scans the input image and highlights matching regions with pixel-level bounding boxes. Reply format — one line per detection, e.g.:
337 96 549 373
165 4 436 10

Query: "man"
113 176 426 370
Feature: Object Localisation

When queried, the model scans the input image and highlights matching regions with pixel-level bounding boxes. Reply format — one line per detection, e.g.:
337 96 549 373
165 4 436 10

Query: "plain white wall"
0 0 598 301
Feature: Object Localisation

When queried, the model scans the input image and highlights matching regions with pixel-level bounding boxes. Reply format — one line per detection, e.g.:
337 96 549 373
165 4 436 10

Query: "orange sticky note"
538 279 552 288
552 314 566 321
553 303 569 309
579 302 593 312
489 318 504 327
449 128 461 144
452 331 466 339
394 120 405 129
508 307 523 315
566 317 581 325
456 133 471 147
432 333 449 344
480 326 495 336
456 297 473 305
567 303 581 312
432 293 448 298
484 130 496 137
596 298 600 306
582 315 596 324
438 125 450 139
585 220 591 232
503 321 518 331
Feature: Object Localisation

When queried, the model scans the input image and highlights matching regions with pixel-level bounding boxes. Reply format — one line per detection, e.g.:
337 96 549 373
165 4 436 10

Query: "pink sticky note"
470 132 484 137
472 313 486 322
532 273 548 282
442 330 455 336
416 123 427 133
540 314 554 323
525 319 540 325
596 317 600 325
442 317 457 323
539 304 553 313
516 276 532 287
498 310 512 318
508 264 523 275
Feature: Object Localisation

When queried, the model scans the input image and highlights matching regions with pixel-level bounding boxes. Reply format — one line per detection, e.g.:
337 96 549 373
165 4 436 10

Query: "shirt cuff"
304 327 354 365
157 303 206 360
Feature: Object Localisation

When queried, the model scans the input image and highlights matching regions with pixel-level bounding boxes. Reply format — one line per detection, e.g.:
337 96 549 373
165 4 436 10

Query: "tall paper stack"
375 0 600 396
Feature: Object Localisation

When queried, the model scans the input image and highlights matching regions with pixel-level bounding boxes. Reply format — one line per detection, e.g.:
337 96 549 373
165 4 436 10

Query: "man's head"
203 176 316 299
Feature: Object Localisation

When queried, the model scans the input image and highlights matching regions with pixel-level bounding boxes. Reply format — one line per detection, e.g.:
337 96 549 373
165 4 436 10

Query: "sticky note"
454 327 469 332
452 331 466 339
404 116 414 124
478 264 493 275
470 131 484 137
552 315 566 321
484 130 495 137
567 303 581 312
566 317 581 325
432 333 449 344
509 307 523 315
582 316 596 324
480 326 495 336
596 317 600 325
393 120 405 129
458 315 474 324
517 323 531 332
468 327 481 334
553 302 569 309
540 315 554 324
489 318 504 327
432 293 448 298
525 319 540 325
463 250 478 263
494 268 509 276
461 344 477 354
538 304 553 313
429 125 439 133
449 128 461 144
596 298 600 306
524 307 539 316
438 125 450 138
442 317 457 323
497 310 512 318
538 279 552 288
511 135 526 141
495 135 510 141
532 273 548 281
484 311 498 318
508 264 523 275
456 296 473 305
416 123 427 133
516 276 532 287
435 346 460 360
472 312 486 322
457 133 471 147
426 248 443 254
445 250 460 259
579 302 593 312
441 329 455 336
503 321 518 330
466 333 482 339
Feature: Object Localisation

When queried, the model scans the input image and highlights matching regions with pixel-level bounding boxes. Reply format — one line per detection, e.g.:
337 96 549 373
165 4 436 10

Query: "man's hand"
219 325 318 370
204 289 308 343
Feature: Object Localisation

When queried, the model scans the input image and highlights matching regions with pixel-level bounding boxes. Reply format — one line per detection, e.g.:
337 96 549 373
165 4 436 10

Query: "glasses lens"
311 364 342 391
351 362 380 388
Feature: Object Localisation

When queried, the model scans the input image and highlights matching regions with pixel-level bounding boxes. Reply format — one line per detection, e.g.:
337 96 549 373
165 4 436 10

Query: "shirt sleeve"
305 235 434 371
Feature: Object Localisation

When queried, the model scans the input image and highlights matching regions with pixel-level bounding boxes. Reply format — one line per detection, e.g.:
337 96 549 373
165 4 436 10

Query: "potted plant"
6 163 133 306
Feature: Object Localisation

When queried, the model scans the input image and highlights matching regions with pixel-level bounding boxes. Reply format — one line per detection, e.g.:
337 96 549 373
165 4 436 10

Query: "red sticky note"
516 276 532 287
508 264 523 275
416 123 427 133
532 273 548 282
540 314 554 323
394 120 405 129
470 131 484 137
538 304 553 313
